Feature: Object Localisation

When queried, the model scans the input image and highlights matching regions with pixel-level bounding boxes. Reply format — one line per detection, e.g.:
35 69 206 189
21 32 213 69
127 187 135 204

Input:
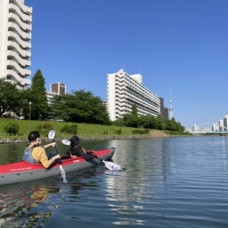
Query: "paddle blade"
103 161 122 171
62 139 71 146
59 165 67 184
48 130 55 140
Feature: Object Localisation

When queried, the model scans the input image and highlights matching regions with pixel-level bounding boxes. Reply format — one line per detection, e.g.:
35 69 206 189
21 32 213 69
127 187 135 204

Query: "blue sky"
26 0 228 129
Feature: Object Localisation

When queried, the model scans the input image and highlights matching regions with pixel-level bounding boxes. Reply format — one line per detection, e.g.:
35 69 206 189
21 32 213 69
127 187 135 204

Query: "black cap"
28 131 40 142
70 135 80 147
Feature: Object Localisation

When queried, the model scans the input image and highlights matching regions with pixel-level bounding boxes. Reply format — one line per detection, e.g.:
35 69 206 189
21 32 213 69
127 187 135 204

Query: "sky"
26 0 228 129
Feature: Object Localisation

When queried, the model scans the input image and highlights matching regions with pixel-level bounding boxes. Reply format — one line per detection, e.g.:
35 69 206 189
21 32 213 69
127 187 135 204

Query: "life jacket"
22 147 40 164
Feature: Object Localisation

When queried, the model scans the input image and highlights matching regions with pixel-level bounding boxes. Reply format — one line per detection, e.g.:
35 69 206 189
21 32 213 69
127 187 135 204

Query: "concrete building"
159 97 169 120
223 115 228 132
212 123 219 132
107 69 161 121
0 0 32 88
218 119 224 131
47 82 66 105
50 82 66 95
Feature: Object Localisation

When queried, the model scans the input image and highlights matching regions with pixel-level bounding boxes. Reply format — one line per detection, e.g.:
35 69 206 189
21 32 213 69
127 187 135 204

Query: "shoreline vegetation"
0 119 189 144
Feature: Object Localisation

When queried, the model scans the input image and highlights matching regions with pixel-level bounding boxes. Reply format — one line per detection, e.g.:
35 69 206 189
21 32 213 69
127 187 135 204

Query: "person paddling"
62 136 101 165
22 131 61 168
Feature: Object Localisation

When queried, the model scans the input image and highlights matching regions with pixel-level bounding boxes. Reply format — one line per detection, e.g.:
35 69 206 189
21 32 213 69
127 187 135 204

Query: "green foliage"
114 128 122 135
0 76 185 133
131 104 138 117
50 90 110 125
37 122 54 137
60 124 77 135
114 113 185 133
0 118 152 139
30 70 49 120
123 114 139 128
131 129 149 134
4 122 20 135
0 79 21 118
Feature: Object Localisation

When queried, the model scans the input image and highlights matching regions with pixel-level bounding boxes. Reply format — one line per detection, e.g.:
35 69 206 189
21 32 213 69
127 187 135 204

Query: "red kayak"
0 147 115 186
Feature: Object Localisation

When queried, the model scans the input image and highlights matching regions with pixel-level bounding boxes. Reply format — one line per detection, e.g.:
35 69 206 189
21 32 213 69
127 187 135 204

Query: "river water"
0 136 228 227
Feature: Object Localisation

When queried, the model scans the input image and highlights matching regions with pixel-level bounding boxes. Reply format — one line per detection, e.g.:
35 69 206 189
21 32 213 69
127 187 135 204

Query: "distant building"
159 97 169 120
218 119 224 131
223 115 228 132
212 123 219 131
0 0 32 88
47 82 66 105
50 82 66 95
107 69 161 121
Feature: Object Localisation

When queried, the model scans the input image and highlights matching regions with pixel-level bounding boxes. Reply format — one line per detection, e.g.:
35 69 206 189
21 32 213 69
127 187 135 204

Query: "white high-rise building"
0 0 32 88
107 69 161 121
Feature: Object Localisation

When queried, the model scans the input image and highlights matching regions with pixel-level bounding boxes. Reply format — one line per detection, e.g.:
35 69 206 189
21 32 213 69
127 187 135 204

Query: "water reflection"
1 137 228 227
0 144 25 165
0 168 100 227
0 181 59 227
103 138 170 226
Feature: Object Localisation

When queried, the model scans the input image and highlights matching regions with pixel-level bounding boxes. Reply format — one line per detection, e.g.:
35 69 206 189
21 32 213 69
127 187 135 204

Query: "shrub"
4 122 19 135
131 129 149 134
103 131 109 135
37 123 54 137
115 128 122 135
60 124 77 135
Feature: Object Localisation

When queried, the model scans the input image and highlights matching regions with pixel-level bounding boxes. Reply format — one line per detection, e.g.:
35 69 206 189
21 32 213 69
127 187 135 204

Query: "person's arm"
70 153 77 158
43 142 56 149
47 154 61 166
39 150 61 168
33 147 60 168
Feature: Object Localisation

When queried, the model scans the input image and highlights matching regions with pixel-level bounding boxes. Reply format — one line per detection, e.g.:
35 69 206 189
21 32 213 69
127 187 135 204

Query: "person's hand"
54 154 61 159
54 154 61 160
50 142 56 147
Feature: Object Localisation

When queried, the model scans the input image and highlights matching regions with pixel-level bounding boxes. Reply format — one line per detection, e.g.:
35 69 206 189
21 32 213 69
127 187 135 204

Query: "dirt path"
149 130 169 137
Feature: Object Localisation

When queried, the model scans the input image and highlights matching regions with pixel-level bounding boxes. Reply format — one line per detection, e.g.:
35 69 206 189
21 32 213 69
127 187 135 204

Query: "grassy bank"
0 118 151 140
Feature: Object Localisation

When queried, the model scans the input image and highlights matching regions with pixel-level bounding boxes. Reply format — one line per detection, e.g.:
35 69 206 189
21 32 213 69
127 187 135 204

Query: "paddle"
61 139 122 171
48 130 67 183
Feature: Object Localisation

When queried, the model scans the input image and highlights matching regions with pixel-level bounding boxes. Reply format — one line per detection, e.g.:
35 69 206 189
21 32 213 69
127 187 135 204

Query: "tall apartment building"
107 69 161 121
0 0 32 88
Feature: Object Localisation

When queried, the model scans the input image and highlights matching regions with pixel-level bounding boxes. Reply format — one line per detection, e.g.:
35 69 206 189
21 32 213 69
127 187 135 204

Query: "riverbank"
0 129 172 144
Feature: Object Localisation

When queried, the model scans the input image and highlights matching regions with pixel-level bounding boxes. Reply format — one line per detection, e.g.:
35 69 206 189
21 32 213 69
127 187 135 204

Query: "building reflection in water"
0 180 60 227
103 138 171 226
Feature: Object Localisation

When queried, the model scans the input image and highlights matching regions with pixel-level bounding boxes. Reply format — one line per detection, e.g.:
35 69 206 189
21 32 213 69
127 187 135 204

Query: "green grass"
0 118 149 139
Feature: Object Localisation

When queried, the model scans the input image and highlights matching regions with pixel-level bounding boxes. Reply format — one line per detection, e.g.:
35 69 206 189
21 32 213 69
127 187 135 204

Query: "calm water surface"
1 136 228 227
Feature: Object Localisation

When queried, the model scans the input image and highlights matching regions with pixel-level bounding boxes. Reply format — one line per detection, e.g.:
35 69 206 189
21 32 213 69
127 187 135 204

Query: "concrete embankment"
0 138 27 144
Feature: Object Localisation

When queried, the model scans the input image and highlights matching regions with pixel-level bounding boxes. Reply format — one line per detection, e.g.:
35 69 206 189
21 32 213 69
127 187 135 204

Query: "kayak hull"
0 147 115 186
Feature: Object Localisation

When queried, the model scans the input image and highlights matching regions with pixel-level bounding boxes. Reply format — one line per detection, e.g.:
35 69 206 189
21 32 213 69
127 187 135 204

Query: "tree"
0 79 21 117
30 70 49 120
131 104 138 117
123 104 139 128
51 90 110 125
166 117 185 132
20 88 33 119
156 115 166 130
